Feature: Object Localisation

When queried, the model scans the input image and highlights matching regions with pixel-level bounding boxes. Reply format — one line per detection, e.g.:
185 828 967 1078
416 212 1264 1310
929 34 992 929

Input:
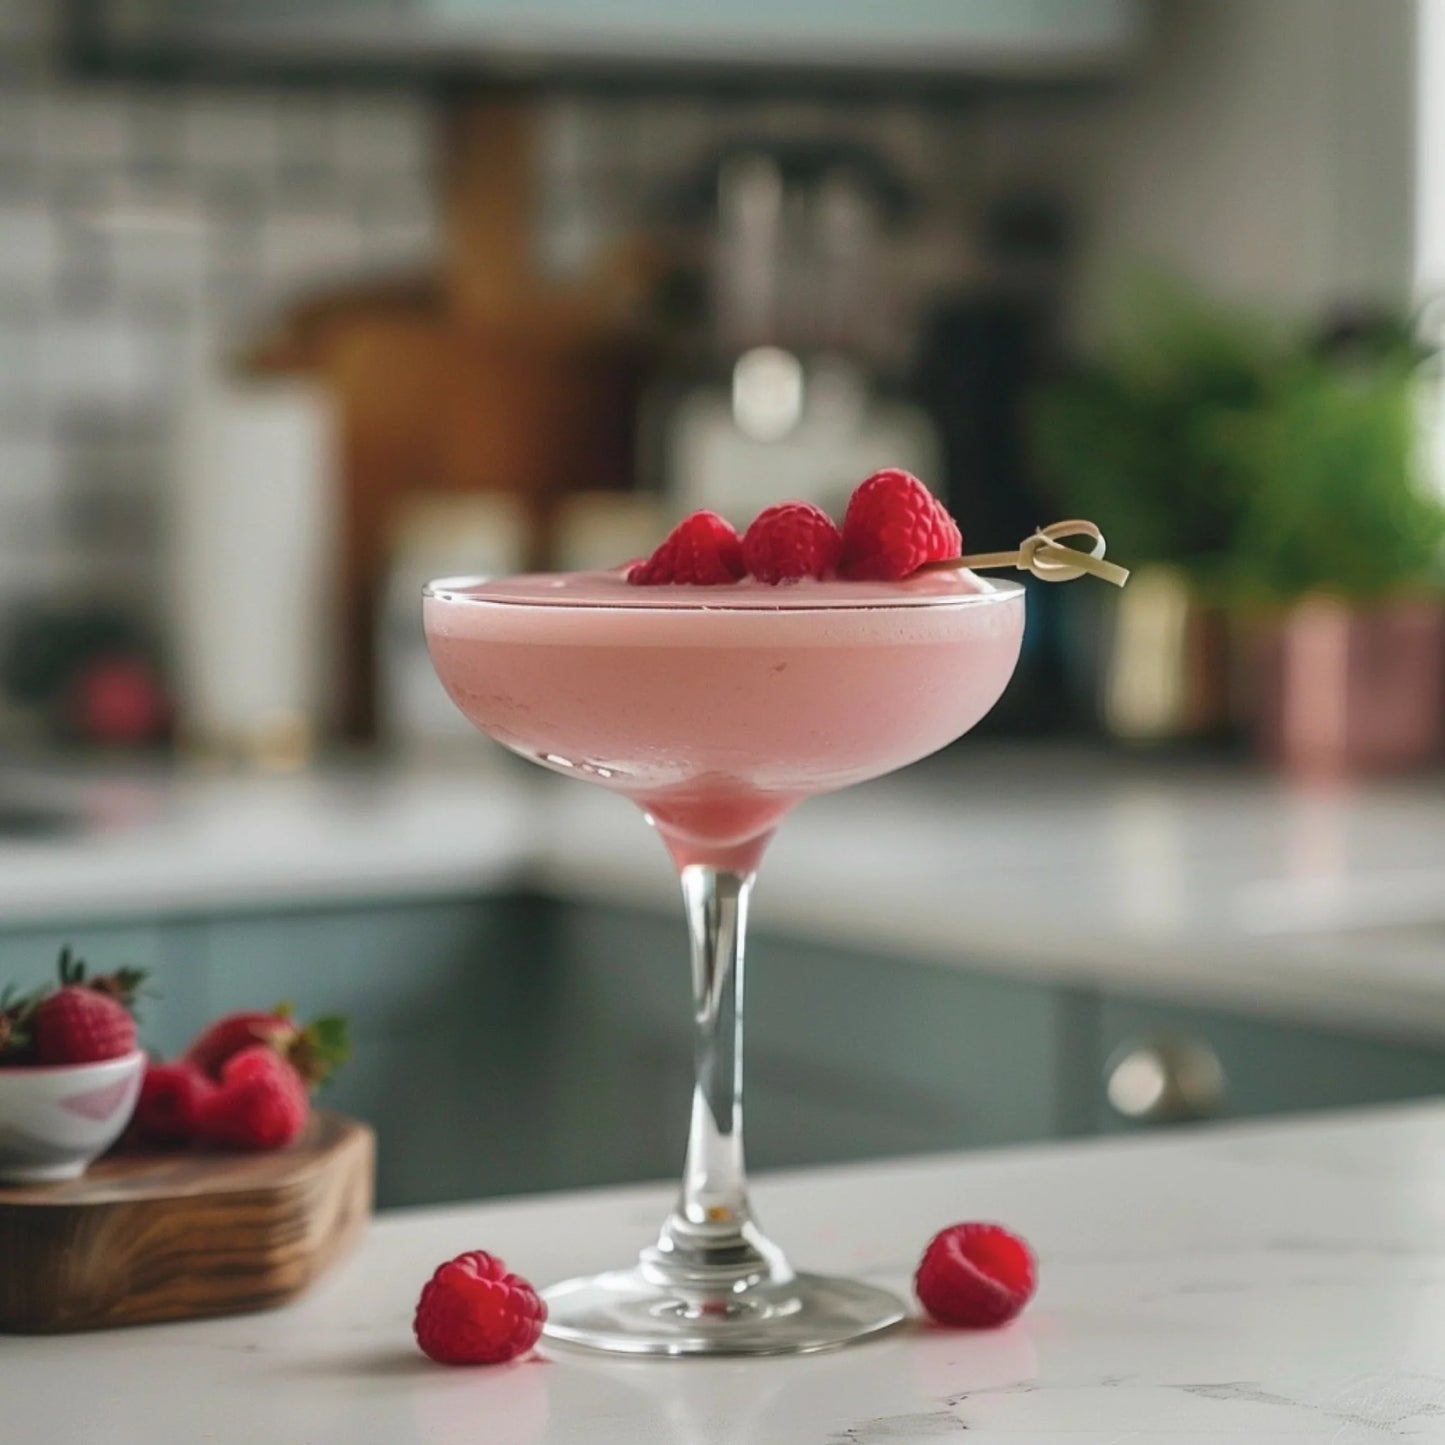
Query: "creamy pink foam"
424 568 1024 871
432 566 996 610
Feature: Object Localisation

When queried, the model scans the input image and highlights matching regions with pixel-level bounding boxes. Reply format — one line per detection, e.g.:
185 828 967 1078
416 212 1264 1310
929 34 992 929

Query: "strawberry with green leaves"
184 1003 350 1089
0 983 43 1064
1 947 146 1066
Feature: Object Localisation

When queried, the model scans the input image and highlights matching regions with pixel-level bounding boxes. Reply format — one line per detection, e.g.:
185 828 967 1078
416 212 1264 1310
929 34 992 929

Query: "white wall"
1416 0 1445 294
1072 0 1417 334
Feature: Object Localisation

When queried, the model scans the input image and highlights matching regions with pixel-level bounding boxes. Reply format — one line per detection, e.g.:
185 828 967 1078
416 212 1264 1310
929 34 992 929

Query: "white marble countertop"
1 747 1443 1038
536 751 1445 1039
0 761 538 921
8 1101 1445 1443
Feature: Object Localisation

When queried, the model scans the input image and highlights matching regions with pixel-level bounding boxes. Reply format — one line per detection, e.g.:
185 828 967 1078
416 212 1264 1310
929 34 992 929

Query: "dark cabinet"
4 894 1443 1209
542 904 1087 1186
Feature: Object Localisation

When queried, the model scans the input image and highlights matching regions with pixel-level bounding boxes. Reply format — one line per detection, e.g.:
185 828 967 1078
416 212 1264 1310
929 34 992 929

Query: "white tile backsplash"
0 0 51 69
363 214 439 273
0 67 439 609
0 475 65 591
0 205 58 299
107 218 211 305
0 434 57 505
257 208 367 293
39 317 168 408
334 94 436 176
182 90 282 170
0 538 65 597
36 88 130 171
0 84 40 161
275 91 340 162
0 318 40 411
0 72 979 630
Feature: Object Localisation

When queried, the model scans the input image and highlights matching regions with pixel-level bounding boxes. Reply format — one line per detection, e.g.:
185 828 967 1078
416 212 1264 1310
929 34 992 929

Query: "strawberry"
184 1004 350 1089
33 988 136 1065
195 1043 309 1151
839 469 962 581
133 1060 215 1144
33 987 136 1065
30 948 142 1065
0 984 43 1064
741 501 843 583
627 511 746 586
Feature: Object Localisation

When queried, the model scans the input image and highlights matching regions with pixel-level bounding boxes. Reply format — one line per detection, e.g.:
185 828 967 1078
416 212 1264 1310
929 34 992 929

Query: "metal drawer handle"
1106 1036 1226 1124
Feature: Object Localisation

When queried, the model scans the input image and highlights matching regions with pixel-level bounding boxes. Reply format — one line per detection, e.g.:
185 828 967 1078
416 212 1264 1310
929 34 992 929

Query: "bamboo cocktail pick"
920 520 1130 587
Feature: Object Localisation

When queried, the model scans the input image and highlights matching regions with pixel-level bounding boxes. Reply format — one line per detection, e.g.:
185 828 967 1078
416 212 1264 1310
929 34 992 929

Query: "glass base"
542 1267 906 1357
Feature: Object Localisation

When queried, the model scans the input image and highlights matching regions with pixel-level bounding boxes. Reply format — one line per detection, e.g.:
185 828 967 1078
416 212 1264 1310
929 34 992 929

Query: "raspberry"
741 501 843 583
838 469 962 581
627 511 745 586
133 1060 215 1144
914 1222 1036 1328
195 1043 309 1151
414 1250 546 1365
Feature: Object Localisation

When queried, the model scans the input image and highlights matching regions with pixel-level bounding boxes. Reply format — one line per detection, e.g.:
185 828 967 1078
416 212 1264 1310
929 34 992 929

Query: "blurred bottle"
168 372 338 769
916 192 1078 737
646 148 937 524
551 492 668 573
377 494 528 757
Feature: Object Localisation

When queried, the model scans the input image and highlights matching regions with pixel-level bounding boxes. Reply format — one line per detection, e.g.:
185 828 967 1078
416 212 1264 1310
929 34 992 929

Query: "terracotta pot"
1244 594 1445 778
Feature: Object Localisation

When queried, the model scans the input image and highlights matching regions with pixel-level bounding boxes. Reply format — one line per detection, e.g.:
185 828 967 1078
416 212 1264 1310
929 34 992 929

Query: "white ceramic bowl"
0 1050 145 1183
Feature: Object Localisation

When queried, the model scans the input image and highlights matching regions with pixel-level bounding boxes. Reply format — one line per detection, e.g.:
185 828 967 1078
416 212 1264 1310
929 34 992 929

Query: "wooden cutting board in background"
0 1112 373 1334
248 98 658 735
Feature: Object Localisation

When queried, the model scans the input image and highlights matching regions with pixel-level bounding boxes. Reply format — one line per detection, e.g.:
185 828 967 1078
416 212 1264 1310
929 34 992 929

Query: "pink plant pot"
1248 595 1445 779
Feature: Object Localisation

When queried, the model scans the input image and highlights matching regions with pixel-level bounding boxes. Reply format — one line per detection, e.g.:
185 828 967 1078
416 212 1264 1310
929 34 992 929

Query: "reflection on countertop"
1 745 1443 1037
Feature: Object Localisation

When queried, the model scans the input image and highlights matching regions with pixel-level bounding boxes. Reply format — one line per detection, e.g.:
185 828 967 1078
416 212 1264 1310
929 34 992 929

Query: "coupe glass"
423 575 1025 1356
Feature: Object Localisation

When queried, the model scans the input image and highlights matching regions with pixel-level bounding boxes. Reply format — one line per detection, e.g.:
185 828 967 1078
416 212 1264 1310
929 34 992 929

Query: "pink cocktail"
427 569 1022 869
424 566 1024 1355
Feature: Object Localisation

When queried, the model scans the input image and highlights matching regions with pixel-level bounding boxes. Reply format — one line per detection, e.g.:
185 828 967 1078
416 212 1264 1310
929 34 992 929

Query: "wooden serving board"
0 1111 374 1334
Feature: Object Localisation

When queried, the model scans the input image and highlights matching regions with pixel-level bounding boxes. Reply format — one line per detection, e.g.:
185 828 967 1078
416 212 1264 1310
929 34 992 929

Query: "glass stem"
643 865 790 1289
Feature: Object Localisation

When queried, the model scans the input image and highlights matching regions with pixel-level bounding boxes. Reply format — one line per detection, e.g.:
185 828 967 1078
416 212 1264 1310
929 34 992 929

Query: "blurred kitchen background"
2 0 1445 1208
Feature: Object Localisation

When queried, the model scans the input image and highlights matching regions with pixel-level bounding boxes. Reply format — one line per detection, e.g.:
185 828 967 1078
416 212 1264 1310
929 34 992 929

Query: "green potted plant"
1029 282 1274 743
1031 282 1445 772
1218 323 1445 775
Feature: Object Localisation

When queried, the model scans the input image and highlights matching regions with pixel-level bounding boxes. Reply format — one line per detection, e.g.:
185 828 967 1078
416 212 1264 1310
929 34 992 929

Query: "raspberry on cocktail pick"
928 519 1131 587
742 501 843 582
833 468 1128 587
623 473 1128 590
628 511 746 586
839 468 963 581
